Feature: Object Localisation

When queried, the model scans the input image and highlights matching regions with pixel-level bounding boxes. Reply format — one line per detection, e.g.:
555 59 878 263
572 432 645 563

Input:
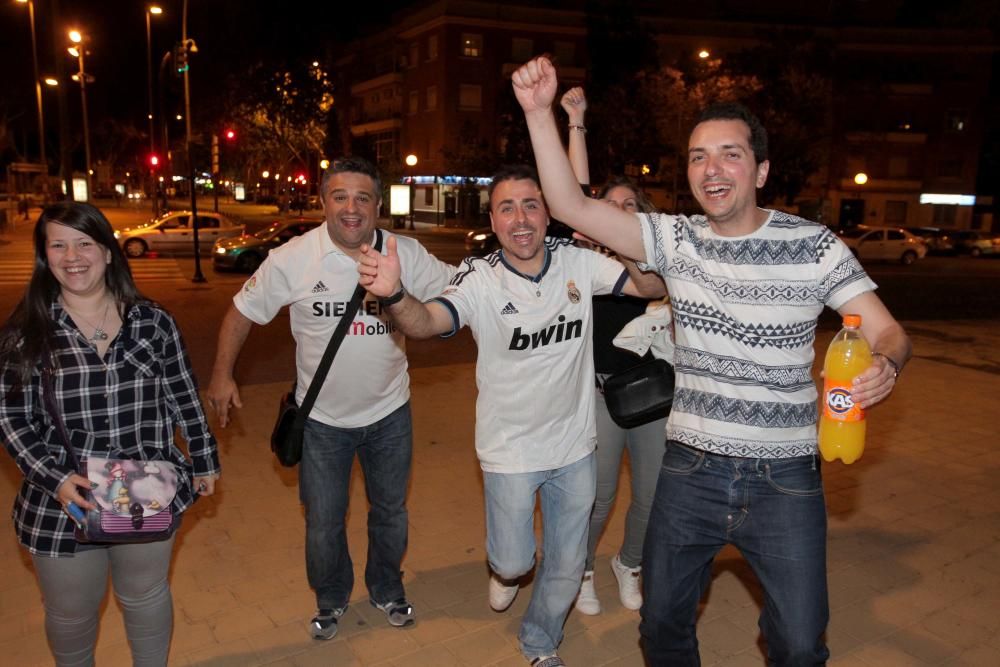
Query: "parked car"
213 218 322 272
962 231 1000 257
464 220 574 256
115 211 243 258
906 227 954 255
838 225 928 265
944 229 999 257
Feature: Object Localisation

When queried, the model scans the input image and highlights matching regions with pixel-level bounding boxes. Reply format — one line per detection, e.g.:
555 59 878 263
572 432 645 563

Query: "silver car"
115 211 244 258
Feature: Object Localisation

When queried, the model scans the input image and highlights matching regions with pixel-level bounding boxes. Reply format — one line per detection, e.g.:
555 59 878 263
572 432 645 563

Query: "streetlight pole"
146 6 162 215
405 153 418 230
69 31 92 202
182 0 205 282
17 0 47 176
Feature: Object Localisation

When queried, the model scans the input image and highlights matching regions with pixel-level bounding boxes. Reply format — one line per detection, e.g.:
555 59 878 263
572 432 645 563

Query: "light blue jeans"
483 453 596 659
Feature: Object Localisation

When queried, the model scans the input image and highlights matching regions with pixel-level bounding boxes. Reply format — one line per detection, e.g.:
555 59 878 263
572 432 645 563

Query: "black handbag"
602 358 675 429
270 230 382 467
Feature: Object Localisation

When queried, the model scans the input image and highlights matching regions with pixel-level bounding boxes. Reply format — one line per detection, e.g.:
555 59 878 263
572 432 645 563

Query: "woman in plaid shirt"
0 202 220 666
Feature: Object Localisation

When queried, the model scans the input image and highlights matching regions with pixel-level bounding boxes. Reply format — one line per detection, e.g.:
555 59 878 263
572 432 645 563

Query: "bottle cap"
843 314 862 328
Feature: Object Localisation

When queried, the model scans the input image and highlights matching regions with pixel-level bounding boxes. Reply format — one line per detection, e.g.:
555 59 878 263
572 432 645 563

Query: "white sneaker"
574 570 601 615
610 554 642 610
489 574 519 611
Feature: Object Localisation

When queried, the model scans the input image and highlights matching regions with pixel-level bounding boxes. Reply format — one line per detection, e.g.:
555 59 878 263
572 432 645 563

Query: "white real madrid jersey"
437 238 629 473
234 225 455 428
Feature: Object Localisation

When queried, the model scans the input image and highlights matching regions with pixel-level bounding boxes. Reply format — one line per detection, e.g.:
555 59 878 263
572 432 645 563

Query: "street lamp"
16 0 47 175
405 154 418 229
146 5 163 214
68 30 92 202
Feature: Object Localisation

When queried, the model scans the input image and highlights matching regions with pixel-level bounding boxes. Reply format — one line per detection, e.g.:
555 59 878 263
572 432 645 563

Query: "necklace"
64 299 112 342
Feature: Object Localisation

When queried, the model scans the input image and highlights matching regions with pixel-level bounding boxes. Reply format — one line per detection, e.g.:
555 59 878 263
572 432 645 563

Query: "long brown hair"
0 202 147 386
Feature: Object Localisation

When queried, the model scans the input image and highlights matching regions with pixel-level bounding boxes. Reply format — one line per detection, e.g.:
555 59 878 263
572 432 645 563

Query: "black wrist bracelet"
379 285 406 307
872 351 900 379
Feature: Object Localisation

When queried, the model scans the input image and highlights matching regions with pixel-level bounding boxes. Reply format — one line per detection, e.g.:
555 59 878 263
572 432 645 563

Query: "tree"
222 59 335 180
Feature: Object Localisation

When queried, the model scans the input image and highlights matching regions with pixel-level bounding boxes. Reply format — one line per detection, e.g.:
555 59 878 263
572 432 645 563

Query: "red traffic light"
224 129 236 140
149 154 160 168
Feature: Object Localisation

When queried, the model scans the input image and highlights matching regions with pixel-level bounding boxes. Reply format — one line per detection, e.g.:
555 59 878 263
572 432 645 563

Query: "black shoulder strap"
293 228 383 426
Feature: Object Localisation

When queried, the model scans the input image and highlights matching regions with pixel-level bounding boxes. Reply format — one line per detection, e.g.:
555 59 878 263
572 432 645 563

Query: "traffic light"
149 154 160 168
224 129 236 141
174 43 187 74
174 39 197 74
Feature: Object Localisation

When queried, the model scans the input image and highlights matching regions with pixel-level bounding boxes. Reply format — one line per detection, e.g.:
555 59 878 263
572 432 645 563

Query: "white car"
115 211 244 258
838 226 928 265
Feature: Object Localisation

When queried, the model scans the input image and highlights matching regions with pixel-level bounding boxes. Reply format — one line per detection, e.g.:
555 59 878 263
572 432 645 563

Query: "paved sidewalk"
1 322 999 666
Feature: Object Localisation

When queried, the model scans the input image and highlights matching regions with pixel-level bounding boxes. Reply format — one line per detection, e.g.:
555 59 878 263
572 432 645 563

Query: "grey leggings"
31 535 175 667
587 384 668 570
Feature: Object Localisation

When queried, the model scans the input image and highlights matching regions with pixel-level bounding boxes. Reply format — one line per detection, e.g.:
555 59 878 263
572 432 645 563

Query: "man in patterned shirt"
356 164 664 667
512 56 911 665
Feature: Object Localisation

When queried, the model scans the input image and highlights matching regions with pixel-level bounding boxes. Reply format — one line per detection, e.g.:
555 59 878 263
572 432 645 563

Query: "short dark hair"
320 156 383 201
694 102 769 165
597 176 655 214
487 164 541 206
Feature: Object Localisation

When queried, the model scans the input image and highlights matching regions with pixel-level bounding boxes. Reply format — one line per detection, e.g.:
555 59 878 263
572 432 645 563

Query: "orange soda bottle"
818 314 872 464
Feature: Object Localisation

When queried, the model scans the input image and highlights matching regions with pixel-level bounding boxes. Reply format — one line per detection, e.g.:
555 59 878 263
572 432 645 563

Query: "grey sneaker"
371 597 415 627
310 606 347 640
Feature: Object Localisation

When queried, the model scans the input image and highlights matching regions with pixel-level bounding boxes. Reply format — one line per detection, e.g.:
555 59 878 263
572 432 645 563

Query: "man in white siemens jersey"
207 157 455 641
512 56 913 666
357 164 664 667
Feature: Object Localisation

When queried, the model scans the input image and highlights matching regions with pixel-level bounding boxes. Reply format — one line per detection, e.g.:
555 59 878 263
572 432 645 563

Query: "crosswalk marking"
0 258 186 286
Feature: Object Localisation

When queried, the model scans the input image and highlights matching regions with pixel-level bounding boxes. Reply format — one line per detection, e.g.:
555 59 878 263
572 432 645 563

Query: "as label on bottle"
823 381 864 422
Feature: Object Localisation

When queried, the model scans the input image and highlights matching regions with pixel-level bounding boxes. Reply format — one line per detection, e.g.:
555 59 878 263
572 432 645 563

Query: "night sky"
1 0 409 152
2 0 997 165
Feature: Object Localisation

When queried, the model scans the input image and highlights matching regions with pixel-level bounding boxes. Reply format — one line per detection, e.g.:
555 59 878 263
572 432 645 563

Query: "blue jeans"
640 442 829 666
483 453 596 660
300 402 412 610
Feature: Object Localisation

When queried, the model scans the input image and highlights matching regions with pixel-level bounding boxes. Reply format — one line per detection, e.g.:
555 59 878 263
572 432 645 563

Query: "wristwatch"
378 285 406 307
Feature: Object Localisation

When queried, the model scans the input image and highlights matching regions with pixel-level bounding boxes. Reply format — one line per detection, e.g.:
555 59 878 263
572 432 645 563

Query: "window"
888 156 909 179
553 41 575 65
886 230 905 241
946 110 967 132
459 84 482 110
885 200 907 224
408 90 419 115
512 37 533 62
932 205 957 226
426 85 437 112
461 33 483 57
427 34 438 61
424 188 433 205
409 43 419 68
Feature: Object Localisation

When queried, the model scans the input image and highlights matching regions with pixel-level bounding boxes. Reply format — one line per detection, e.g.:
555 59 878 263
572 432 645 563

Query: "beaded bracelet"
568 124 587 133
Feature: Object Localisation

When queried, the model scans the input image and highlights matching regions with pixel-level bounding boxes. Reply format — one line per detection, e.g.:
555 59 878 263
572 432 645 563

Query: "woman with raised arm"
561 88 669 616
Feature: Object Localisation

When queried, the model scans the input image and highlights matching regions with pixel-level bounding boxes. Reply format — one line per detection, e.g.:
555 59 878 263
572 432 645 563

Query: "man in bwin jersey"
356 164 664 667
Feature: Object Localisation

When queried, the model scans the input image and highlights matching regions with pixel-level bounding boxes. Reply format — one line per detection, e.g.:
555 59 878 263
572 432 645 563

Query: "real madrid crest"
566 280 581 304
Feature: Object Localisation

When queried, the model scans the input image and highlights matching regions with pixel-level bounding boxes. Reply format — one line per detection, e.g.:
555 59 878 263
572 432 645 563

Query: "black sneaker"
310 606 347 640
371 598 415 627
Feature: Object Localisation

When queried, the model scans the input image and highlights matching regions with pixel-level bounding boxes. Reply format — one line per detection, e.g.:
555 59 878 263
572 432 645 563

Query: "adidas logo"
311 281 329 293
500 302 519 315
